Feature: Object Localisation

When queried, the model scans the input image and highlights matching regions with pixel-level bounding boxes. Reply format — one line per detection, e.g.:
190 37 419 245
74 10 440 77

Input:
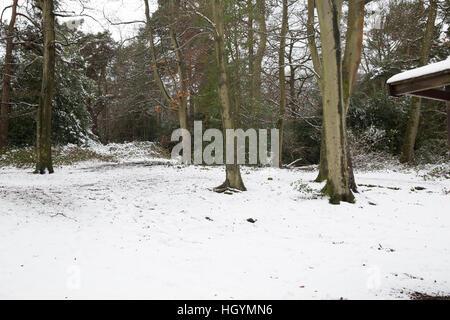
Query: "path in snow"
0 161 449 299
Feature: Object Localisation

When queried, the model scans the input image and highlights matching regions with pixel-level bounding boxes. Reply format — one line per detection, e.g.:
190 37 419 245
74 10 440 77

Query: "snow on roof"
387 57 450 84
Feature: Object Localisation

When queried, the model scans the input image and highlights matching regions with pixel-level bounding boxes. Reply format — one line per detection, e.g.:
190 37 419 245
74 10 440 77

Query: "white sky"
0 0 157 40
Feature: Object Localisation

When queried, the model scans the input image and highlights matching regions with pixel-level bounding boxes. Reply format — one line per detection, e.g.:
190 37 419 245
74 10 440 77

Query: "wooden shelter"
387 58 450 151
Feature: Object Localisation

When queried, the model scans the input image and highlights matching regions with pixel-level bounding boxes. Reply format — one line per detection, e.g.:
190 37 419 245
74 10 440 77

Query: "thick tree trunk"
346 138 357 192
311 0 364 192
400 0 438 163
277 0 288 168
0 0 18 149
316 124 356 192
212 0 246 192
35 0 55 174
316 0 354 204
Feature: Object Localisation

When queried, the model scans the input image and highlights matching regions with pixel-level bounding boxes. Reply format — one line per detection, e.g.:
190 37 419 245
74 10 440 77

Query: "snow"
0 0 154 41
0 154 449 299
83 140 168 163
387 57 450 84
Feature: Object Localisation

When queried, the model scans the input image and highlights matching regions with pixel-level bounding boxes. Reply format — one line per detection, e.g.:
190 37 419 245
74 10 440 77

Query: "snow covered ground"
0 149 449 300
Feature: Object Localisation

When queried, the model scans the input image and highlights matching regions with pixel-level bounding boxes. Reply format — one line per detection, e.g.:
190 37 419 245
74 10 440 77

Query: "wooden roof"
387 59 450 102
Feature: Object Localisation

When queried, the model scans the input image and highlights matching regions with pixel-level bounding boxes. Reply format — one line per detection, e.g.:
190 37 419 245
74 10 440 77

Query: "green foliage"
53 146 115 166
349 0 450 163
0 145 114 168
193 53 222 129
348 91 408 154
292 180 314 194
3 20 94 147
282 118 321 166
0 146 36 168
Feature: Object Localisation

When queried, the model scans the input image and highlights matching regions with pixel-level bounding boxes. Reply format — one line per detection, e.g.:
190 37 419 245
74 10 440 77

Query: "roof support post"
446 86 450 155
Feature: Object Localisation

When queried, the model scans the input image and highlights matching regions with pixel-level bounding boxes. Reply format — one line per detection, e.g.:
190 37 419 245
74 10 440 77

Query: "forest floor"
0 143 449 299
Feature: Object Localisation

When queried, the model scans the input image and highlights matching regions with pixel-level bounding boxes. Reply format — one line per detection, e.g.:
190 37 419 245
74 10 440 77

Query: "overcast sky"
0 0 157 40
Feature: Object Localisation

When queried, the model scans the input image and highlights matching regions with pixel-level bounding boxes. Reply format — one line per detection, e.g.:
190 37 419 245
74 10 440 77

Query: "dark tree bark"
145 0 189 156
35 0 55 174
252 0 267 104
0 0 18 149
447 102 450 155
277 0 288 168
446 86 450 155
211 0 246 192
168 0 188 133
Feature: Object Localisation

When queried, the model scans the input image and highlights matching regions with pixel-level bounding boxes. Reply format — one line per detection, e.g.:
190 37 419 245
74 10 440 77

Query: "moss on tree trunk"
35 0 55 174
212 0 246 192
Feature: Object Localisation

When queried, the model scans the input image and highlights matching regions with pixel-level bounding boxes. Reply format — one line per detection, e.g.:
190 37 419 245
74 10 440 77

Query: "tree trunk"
35 0 55 174
447 102 450 156
315 125 328 182
252 0 267 104
0 0 18 149
307 0 327 182
288 38 296 108
446 86 450 156
144 0 172 104
230 18 242 129
247 0 255 110
400 0 438 163
341 0 366 192
169 0 190 153
277 0 288 168
400 97 422 163
145 0 190 159
311 0 364 192
212 0 246 192
316 0 354 204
